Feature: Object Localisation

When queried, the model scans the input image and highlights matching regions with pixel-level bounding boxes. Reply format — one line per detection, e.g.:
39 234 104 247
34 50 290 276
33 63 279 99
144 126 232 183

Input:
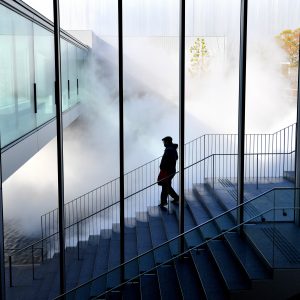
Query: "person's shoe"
158 202 167 208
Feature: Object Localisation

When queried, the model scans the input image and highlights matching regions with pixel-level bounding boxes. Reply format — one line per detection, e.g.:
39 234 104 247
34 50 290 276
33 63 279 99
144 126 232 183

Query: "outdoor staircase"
7 177 300 300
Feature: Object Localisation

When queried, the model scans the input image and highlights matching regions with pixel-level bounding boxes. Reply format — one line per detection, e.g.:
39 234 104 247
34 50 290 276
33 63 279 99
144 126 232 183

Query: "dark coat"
159 143 178 174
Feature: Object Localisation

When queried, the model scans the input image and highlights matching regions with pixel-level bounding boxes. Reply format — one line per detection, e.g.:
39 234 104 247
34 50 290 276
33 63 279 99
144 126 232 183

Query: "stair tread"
92 238 110 276
122 282 141 300
172 204 203 248
90 238 110 296
191 249 228 300
136 221 153 253
148 214 172 264
174 255 204 299
160 209 180 256
136 220 155 272
208 240 250 291
66 256 83 290
157 265 182 300
33 268 58 300
47 271 61 299
224 232 271 280
185 193 219 239
47 247 86 298
124 227 138 261
77 244 98 284
194 186 235 231
140 274 161 300
74 283 93 300
107 238 121 289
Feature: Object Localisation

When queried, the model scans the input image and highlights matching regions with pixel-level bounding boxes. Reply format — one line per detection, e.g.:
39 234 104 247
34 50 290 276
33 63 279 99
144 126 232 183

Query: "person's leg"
169 185 179 201
160 184 168 205
169 185 179 202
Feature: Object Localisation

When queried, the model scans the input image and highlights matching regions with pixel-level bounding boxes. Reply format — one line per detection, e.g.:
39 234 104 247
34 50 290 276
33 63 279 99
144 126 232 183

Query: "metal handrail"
9 150 295 259
8 157 206 262
54 193 300 299
40 128 295 250
47 149 293 221
40 123 296 224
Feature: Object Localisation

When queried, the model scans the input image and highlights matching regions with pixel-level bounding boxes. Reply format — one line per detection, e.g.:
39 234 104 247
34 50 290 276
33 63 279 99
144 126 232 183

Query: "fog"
2 0 299 238
23 0 300 38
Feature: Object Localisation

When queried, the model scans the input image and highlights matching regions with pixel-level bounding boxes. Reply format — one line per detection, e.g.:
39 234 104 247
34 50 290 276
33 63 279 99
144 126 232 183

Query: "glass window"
0 5 15 146
68 43 77 106
13 11 36 139
61 38 69 112
0 5 86 147
76 48 87 102
33 24 55 126
0 5 37 146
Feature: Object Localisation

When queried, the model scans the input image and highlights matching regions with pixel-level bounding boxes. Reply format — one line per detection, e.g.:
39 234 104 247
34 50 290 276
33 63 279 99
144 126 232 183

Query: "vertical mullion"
179 0 185 253
118 0 125 271
0 133 5 300
237 0 248 226
295 32 300 224
53 0 65 295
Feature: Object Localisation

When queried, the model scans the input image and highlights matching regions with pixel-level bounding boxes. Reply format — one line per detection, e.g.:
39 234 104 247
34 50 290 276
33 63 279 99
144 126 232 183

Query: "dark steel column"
53 0 65 294
0 141 6 300
118 0 125 269
295 34 300 225
237 0 248 225
179 0 185 253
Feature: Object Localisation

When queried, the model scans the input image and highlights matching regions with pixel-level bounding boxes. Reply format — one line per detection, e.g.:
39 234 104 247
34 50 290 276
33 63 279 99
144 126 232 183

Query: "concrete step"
208 240 251 291
193 185 235 232
191 249 228 300
174 254 205 299
148 210 172 264
224 232 272 280
140 273 161 300
157 265 183 300
122 282 141 300
135 219 155 272
172 203 203 249
185 192 219 240
159 208 179 256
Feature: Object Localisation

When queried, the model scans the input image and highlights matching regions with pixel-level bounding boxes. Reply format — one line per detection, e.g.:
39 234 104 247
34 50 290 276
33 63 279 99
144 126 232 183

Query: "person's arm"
160 149 172 171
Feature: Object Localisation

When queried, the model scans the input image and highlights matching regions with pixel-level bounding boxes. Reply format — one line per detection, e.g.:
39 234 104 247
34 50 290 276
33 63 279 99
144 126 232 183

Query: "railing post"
179 0 186 254
41 216 44 263
237 0 248 226
212 155 215 189
283 130 286 175
77 222 80 260
256 154 259 189
9 256 12 288
31 246 35 280
53 0 66 294
203 135 206 182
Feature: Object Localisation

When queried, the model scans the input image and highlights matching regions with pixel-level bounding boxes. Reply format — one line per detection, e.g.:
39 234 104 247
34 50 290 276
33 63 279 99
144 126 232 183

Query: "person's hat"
162 136 173 143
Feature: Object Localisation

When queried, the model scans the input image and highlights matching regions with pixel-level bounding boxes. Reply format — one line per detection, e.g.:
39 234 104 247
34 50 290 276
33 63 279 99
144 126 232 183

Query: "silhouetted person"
158 136 179 207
